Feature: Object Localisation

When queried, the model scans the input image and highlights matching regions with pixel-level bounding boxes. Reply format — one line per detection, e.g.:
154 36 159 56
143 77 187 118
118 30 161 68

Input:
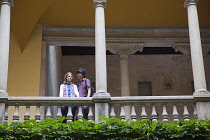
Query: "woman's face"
66 74 73 82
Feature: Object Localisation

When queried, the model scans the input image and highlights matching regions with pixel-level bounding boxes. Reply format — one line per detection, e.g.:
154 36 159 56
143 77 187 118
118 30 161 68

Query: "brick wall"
62 54 210 96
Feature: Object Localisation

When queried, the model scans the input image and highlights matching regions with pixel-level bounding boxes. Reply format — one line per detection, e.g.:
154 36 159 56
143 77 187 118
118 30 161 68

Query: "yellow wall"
8 25 42 96
7 25 42 123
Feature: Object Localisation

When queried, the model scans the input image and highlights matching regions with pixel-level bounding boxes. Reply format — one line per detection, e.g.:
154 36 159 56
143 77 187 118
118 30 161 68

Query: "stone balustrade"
1 96 200 124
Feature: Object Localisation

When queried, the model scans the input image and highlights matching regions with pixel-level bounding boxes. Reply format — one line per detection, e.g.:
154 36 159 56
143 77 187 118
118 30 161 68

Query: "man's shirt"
78 78 91 97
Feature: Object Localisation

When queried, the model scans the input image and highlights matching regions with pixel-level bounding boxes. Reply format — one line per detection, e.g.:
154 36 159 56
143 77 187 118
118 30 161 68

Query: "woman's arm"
74 85 80 97
59 84 64 97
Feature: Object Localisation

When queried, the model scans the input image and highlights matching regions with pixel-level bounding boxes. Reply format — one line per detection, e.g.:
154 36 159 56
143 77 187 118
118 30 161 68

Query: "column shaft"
95 3 107 93
120 59 130 96
186 1 207 92
47 45 62 118
0 3 11 94
120 55 131 120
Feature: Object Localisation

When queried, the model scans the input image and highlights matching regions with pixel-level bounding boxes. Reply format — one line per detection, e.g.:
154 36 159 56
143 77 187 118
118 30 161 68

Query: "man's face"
77 73 84 79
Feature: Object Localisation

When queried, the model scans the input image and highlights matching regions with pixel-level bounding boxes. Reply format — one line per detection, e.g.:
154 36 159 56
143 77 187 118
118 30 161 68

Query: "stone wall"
62 54 210 97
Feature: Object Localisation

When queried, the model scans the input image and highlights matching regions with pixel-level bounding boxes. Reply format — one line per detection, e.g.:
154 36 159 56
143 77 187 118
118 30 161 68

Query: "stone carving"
0 0 14 7
173 43 190 55
93 0 107 8
107 43 144 60
184 0 198 8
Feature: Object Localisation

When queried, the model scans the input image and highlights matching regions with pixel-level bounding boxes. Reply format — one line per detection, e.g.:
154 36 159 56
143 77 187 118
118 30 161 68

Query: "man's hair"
77 68 86 76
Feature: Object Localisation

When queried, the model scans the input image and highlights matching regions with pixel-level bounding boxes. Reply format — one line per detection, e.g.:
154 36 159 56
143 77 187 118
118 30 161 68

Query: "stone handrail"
1 95 208 123
7 97 94 106
110 96 194 105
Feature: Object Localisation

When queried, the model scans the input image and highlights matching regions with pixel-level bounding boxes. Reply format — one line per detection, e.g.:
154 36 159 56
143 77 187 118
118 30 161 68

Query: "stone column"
107 43 143 120
0 0 13 124
119 53 131 120
93 0 111 122
184 0 207 93
184 0 210 120
94 0 107 93
0 0 13 95
47 45 62 118
39 41 47 120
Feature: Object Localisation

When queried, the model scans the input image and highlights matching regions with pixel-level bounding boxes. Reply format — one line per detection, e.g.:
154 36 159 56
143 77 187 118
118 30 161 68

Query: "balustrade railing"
2 96 197 124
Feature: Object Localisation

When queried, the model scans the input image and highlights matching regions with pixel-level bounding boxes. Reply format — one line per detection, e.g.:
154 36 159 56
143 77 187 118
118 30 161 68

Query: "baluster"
67 106 73 122
162 105 168 122
13 105 19 122
141 105 147 120
24 106 30 120
183 105 190 121
151 105 157 122
120 105 126 121
172 105 179 122
4 106 8 124
46 106 52 119
131 105 137 121
56 106 62 118
88 106 93 122
35 106 41 122
77 106 83 121
110 106 116 118
193 105 198 119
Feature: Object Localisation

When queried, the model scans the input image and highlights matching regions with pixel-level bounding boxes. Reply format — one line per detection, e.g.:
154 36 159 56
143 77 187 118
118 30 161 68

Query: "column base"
92 92 111 122
193 90 210 120
194 89 209 94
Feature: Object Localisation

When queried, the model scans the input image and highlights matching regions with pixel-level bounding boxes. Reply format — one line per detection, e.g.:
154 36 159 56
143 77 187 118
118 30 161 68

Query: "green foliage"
0 117 210 140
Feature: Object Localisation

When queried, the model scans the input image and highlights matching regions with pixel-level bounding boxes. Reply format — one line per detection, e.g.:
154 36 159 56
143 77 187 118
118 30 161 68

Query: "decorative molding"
93 0 107 8
0 0 14 7
174 43 210 55
173 43 191 55
42 25 210 49
184 0 198 8
119 53 130 61
107 43 144 60
43 25 210 40
107 43 144 55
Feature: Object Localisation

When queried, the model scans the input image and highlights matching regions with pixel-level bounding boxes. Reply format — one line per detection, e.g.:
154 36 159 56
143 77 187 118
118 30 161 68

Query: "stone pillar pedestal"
193 92 210 120
0 94 7 124
93 93 111 122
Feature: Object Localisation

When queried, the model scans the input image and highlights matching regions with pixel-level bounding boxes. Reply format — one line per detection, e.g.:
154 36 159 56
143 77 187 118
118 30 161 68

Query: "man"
77 68 91 120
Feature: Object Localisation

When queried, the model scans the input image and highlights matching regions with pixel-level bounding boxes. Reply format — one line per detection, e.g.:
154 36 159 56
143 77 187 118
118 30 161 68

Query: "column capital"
93 0 107 8
184 0 198 8
107 43 144 55
0 0 14 7
119 53 130 61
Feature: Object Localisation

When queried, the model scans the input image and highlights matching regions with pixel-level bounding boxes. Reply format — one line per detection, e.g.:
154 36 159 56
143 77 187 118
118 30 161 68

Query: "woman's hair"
63 72 74 84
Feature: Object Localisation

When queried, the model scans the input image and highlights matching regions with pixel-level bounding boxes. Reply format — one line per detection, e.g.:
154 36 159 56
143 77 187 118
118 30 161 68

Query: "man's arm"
87 87 91 97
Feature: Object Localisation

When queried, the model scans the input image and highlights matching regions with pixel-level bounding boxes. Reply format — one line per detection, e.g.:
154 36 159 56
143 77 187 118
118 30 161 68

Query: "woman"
59 72 79 122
